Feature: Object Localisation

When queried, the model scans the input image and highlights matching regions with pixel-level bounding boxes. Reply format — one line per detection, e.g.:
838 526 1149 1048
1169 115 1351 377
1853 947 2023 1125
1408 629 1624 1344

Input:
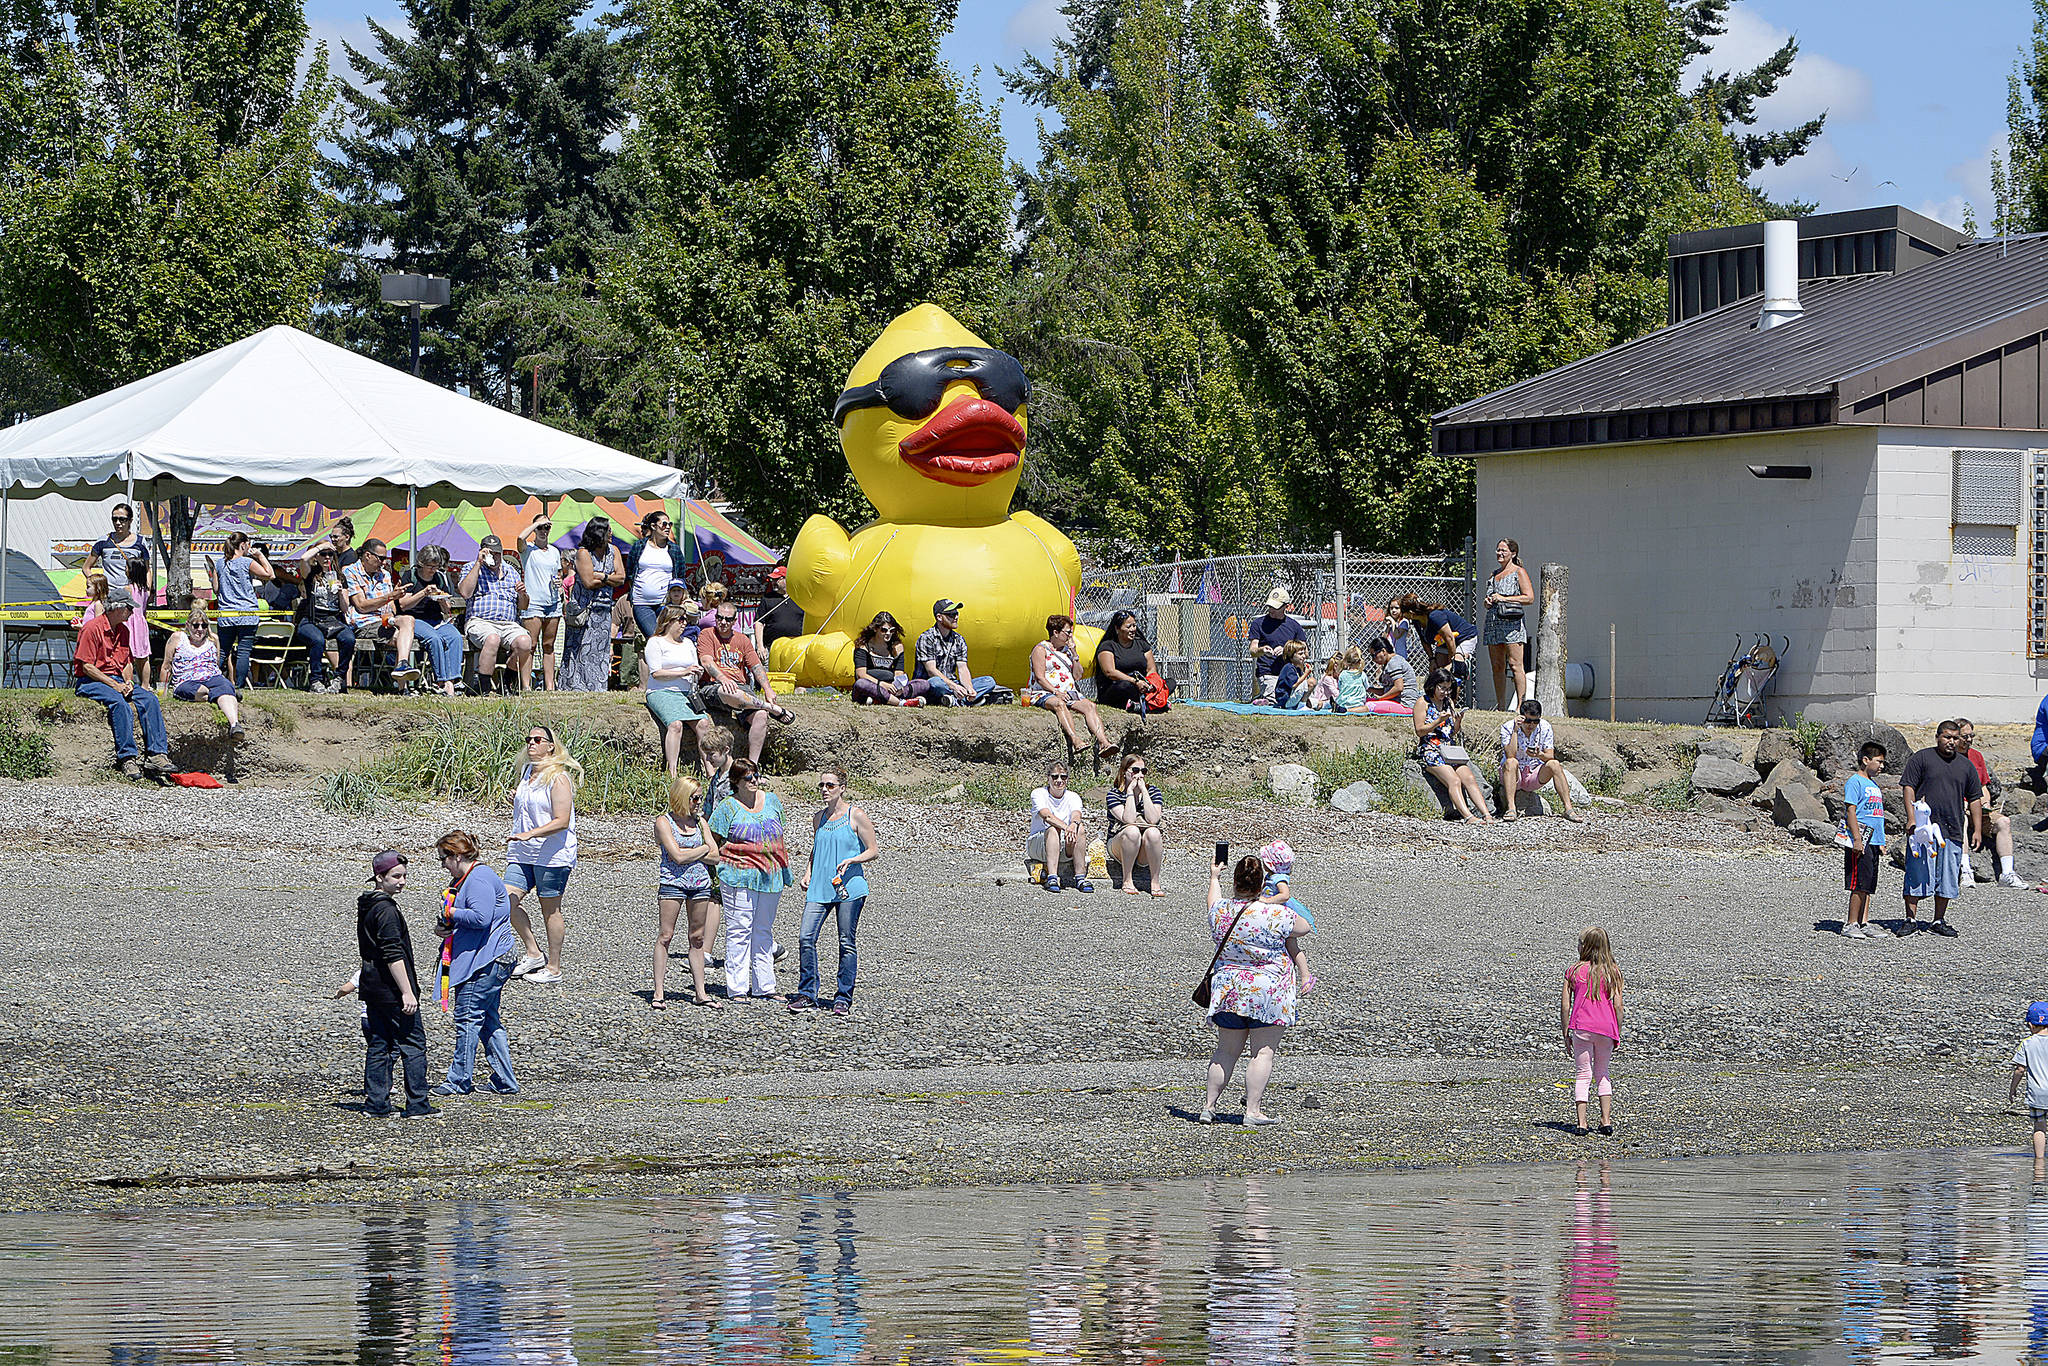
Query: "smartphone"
1215 841 1229 866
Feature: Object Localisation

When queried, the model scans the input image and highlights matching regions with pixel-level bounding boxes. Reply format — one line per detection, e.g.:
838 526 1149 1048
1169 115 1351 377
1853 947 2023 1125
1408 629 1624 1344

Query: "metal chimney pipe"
1758 219 1801 329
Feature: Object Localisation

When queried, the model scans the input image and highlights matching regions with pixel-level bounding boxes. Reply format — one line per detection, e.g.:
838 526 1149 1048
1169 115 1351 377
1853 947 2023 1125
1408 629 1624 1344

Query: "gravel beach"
3 779 2040 1212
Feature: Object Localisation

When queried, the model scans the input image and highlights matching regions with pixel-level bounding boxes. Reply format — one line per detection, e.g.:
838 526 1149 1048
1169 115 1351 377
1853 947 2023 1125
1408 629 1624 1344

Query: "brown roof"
1434 235 2048 451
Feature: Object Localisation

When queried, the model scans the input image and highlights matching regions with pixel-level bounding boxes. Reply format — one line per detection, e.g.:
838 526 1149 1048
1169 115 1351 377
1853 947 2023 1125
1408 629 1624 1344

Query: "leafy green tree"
323 0 631 418
1993 0 2048 237
0 0 334 599
604 0 1012 539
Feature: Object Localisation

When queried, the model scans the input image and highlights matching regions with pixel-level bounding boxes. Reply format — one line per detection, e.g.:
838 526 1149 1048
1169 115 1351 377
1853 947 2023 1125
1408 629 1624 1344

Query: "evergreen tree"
604 0 1012 538
323 0 631 418
1680 0 1824 213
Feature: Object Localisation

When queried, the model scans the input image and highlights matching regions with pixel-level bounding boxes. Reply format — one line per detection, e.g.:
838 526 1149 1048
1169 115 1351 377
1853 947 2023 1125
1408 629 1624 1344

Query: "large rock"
1403 758 1496 820
1692 753 1761 797
1752 729 1804 775
1789 818 1838 846
1815 721 1912 782
1511 787 1550 817
1268 762 1319 806
1771 784 1831 828
1693 793 1762 829
1695 737 1744 763
1564 768 1593 805
1753 762 1819 808
1329 779 1380 814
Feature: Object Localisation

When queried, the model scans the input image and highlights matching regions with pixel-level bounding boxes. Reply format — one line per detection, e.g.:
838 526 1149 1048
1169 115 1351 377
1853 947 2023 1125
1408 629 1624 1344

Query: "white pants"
723 885 780 996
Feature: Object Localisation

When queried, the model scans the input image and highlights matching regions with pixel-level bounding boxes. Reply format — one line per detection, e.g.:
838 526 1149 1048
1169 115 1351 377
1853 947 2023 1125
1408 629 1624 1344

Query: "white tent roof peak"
0 325 686 503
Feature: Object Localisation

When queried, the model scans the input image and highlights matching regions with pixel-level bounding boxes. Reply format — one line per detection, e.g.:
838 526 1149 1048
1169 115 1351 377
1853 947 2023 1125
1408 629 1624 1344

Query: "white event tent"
0 323 686 666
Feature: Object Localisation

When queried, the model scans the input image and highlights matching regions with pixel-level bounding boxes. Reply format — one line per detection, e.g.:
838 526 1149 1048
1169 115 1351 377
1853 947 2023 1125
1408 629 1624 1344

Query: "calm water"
6 1148 2048 1362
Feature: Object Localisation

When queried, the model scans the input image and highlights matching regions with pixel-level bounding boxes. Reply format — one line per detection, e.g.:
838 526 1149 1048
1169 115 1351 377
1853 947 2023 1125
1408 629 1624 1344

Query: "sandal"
1151 887 1168 898
650 997 668 1010
769 704 796 726
695 991 725 1011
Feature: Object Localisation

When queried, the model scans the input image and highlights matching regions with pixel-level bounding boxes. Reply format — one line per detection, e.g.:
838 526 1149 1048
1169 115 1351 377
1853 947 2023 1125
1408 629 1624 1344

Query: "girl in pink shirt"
1561 925 1623 1136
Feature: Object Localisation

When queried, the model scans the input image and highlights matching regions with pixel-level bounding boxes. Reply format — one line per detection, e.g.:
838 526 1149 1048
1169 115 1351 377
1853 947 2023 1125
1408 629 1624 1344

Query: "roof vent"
1759 219 1802 329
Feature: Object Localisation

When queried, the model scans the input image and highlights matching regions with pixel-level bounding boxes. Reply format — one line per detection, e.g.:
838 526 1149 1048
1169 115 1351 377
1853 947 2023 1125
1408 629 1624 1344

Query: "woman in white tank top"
506 724 582 985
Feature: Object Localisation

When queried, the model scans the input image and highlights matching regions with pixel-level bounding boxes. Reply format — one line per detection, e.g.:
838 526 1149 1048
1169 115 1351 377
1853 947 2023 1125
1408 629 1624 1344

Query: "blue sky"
307 0 2037 233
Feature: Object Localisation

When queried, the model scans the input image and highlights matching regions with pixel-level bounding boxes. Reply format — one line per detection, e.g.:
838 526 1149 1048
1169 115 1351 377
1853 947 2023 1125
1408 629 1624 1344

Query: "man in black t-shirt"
752 567 806 656
1900 721 1984 936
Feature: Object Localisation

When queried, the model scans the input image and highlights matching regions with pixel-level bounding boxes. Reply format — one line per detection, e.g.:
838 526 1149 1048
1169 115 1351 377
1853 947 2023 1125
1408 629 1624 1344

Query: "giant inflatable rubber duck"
770 304 1097 689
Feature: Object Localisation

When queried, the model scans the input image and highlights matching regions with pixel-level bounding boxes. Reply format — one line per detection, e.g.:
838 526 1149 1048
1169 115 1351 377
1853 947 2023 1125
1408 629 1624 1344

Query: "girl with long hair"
851 611 928 706
653 774 724 1009
1561 926 1624 1136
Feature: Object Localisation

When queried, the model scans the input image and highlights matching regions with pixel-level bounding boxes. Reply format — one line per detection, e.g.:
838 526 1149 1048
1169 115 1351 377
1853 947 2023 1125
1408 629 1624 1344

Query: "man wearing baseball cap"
752 564 806 658
459 535 534 694
1247 586 1306 703
916 599 995 706
73 594 171 779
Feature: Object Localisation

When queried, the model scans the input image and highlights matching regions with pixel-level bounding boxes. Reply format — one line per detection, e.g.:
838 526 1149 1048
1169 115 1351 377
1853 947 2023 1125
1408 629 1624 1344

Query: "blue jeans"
926 674 995 705
293 620 356 684
797 896 866 1004
631 602 662 638
415 619 464 682
75 681 167 761
444 958 517 1092
217 622 257 689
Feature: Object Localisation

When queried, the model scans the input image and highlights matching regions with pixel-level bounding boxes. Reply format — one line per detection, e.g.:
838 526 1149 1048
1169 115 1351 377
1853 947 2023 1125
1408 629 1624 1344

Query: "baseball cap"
479 534 503 551
1265 587 1292 610
103 596 133 614
769 566 787 582
934 598 964 617
2029 1002 2048 1028
370 849 407 879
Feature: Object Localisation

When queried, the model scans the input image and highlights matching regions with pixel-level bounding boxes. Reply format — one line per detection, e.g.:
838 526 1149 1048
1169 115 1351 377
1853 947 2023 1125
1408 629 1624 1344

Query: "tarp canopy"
0 325 687 504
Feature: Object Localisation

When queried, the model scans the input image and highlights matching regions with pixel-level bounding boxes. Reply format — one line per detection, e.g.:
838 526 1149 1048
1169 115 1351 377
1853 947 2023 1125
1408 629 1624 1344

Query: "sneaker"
1044 876 1063 894
364 1105 396 1119
1598 1123 1614 1137
140 752 172 773
1862 920 1893 938
787 995 820 1013
511 954 545 978
1962 867 1978 887
392 665 423 684
1841 923 1865 938
229 721 244 737
1197 1109 1215 1125
117 758 143 779
903 698 926 708
772 942 787 962
1932 921 1959 937
525 968 563 984
431 1082 471 1097
2002 871 2030 889
400 1104 441 1119
830 1000 850 1017
1072 877 1096 894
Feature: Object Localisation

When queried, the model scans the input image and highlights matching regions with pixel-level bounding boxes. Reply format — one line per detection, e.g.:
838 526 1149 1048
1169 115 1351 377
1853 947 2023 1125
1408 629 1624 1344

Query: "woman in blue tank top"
790 766 880 1015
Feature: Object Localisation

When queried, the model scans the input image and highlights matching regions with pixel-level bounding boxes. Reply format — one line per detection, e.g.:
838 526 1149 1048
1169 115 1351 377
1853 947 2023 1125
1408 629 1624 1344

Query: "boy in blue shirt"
1843 740 1890 939
2010 1001 2048 1178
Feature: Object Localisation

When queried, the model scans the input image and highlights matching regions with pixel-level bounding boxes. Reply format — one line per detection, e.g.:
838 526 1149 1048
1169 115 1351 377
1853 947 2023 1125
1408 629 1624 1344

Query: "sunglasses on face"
716 615 736 625
1129 766 1146 774
526 735 549 745
832 347 1032 426
112 516 131 524
819 780 840 791
1049 774 1068 783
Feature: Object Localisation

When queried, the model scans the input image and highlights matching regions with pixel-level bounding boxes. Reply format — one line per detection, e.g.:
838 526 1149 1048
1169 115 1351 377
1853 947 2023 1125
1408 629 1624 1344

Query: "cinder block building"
1435 207 2048 725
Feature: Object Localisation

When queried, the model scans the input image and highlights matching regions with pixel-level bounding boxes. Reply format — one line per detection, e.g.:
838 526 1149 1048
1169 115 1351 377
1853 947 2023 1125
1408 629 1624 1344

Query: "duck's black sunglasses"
832 347 1031 427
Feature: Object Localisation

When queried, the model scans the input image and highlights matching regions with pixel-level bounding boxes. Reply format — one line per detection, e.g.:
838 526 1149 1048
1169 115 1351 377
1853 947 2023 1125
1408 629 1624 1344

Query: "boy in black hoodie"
357 849 434 1117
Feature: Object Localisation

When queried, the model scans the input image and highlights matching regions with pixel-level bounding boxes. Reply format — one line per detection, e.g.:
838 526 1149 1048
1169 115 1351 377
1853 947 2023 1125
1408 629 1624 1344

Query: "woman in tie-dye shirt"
709 759 792 999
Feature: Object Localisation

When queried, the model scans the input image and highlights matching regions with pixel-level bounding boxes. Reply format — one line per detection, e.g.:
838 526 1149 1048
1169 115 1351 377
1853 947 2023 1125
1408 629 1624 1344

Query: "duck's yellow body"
769 305 1098 689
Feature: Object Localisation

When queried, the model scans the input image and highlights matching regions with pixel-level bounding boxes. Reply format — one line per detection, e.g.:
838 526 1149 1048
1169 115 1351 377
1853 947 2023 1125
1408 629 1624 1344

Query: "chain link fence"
1076 539 1476 702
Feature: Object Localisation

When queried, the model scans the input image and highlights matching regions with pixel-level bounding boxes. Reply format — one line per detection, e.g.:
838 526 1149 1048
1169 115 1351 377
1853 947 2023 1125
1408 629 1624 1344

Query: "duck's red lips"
899 398 1025 487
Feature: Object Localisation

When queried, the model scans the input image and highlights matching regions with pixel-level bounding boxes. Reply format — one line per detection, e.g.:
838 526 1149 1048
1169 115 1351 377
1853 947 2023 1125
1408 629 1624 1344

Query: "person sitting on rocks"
851 611 929 707
916 599 996 706
1415 667 1492 823
1105 753 1165 896
75 594 171 778
1498 699 1581 821
1029 763 1094 893
1362 636 1415 715
1958 718 2027 888
1028 614 1116 764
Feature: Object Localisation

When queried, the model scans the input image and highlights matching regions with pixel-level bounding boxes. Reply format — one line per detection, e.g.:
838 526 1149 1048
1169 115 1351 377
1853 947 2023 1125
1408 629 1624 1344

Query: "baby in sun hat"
1256 838 1314 994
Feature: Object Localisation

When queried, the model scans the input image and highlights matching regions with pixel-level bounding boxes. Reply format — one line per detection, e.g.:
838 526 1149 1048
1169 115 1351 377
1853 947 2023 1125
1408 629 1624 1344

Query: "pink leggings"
1570 1030 1613 1102
1362 699 1410 714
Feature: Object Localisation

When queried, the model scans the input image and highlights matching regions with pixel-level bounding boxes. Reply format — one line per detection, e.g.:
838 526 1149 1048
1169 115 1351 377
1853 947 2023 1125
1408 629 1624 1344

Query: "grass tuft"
0 707 53 781
340 704 668 814
1303 744 1442 820
1793 711 1826 768
321 767 382 815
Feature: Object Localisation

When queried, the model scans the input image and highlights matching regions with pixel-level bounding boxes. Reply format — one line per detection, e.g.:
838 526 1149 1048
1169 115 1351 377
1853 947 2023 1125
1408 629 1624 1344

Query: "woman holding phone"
1414 667 1493 823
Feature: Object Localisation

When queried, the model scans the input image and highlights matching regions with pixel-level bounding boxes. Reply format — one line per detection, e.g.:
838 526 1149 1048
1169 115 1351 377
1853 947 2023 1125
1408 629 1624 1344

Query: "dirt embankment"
10 687 1726 802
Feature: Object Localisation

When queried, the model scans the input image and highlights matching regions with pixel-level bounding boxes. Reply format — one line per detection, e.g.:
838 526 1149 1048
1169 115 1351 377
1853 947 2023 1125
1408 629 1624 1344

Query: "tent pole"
408 487 417 559
1 482 11 690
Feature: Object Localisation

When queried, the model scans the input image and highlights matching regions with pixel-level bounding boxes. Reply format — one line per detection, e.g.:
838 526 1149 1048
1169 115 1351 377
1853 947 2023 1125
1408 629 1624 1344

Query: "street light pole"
380 273 450 378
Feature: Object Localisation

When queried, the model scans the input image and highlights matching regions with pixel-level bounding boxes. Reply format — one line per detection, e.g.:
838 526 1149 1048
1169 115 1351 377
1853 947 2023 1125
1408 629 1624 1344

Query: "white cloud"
1005 0 1069 53
1907 133 2006 233
1687 6 1873 128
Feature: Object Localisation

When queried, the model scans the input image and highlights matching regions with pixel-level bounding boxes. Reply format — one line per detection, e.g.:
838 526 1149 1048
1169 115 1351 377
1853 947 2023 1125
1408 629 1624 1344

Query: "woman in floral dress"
1197 854 1311 1127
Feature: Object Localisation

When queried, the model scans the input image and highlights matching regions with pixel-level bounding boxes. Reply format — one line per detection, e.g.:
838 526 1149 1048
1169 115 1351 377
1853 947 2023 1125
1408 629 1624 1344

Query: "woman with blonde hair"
507 723 582 985
163 606 243 735
653 773 724 1009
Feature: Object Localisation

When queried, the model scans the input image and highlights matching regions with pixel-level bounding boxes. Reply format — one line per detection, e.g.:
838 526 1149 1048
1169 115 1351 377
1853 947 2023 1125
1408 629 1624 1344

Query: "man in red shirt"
699 602 792 766
74 597 170 778
1957 718 2027 888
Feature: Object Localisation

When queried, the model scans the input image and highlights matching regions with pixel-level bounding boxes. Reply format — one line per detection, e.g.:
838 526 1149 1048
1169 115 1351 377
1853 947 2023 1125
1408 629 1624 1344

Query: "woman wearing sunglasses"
708 757 792 998
507 725 582 984
789 767 878 1015
293 547 356 692
653 774 723 1009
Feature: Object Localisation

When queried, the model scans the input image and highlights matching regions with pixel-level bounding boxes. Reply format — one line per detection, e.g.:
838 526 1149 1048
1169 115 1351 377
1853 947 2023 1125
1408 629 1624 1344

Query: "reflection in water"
13 1150 2048 1362
1565 1160 1617 1361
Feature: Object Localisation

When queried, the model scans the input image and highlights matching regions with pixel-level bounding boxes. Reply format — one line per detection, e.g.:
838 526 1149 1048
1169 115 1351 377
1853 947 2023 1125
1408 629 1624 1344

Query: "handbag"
1191 900 1254 1008
565 593 592 630
1142 671 1173 712
1496 602 1523 619
1437 744 1471 765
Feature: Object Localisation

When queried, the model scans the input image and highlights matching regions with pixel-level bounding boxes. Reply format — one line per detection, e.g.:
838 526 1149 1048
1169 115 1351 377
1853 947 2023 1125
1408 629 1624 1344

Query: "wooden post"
1537 562 1567 717
1333 531 1348 653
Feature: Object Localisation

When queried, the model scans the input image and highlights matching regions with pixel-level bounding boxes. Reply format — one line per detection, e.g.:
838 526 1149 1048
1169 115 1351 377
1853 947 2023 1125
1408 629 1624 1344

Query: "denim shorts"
1212 1010 1279 1031
506 862 572 898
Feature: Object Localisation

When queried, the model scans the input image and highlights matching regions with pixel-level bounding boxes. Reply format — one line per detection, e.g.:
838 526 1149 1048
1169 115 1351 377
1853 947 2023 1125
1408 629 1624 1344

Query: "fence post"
1333 531 1348 653
1462 534 1478 706
1537 562 1567 716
